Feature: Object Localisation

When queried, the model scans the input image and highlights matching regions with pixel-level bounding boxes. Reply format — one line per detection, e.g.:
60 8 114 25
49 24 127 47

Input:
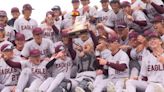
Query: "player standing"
14 4 38 41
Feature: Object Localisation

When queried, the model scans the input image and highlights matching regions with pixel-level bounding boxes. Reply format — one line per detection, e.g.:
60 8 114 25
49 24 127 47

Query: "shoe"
75 86 85 92
107 82 115 92
87 82 94 91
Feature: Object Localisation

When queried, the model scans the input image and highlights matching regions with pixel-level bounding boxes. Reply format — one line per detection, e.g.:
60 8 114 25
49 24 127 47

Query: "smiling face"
148 37 162 49
101 2 109 10
23 9 32 18
29 56 41 65
153 22 164 34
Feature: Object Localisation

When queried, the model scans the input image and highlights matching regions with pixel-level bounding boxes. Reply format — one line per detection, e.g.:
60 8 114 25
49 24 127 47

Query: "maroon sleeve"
133 21 147 26
68 39 77 61
52 25 59 35
5 60 21 69
89 31 99 50
151 2 164 14
106 62 127 71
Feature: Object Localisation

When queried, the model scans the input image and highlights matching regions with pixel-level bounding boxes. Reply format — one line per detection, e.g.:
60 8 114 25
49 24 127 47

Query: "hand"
97 58 107 65
83 44 93 53
136 44 144 53
96 23 104 29
127 15 134 21
11 86 16 92
51 51 64 59
158 55 164 64
96 69 103 75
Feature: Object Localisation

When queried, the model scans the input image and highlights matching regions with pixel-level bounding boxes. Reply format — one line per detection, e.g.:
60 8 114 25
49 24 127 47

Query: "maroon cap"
121 1 131 8
117 22 127 29
108 35 119 43
0 24 5 31
15 32 25 41
1 44 14 52
55 45 65 53
46 11 54 17
72 0 80 3
129 31 139 39
148 31 159 39
11 7 20 13
100 0 109 3
151 15 164 23
0 10 7 17
32 27 43 35
23 4 34 10
29 49 41 57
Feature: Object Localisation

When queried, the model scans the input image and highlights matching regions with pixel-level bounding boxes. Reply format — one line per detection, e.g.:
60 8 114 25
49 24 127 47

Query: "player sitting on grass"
38 45 73 92
0 44 22 92
3 48 62 92
97 35 130 92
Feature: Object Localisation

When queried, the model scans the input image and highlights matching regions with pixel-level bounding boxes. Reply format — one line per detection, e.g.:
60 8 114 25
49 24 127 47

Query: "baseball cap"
72 0 80 3
129 31 139 39
23 4 34 10
71 10 80 16
0 10 7 17
15 32 25 41
32 27 43 35
61 29 70 37
144 30 159 39
55 45 65 53
0 24 5 31
121 1 131 8
151 15 164 23
110 0 120 4
108 35 119 43
51 5 61 11
46 11 54 17
117 22 127 29
11 7 20 13
100 0 109 3
29 49 41 57
1 44 14 52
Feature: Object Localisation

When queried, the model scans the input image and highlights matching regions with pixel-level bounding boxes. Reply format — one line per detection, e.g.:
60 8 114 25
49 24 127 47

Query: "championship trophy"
68 16 88 38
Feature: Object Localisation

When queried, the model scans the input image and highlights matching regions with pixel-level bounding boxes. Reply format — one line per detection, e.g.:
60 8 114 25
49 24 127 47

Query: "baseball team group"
0 0 164 92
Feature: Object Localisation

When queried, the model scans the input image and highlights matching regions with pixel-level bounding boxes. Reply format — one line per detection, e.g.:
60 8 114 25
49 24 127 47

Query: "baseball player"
21 27 54 59
97 0 115 28
126 31 164 92
13 33 25 57
141 0 164 21
0 44 22 92
0 10 16 43
7 7 20 27
51 5 63 31
79 0 97 21
38 45 73 92
96 35 130 92
152 15 164 42
109 0 127 29
14 4 38 41
0 24 13 49
64 0 80 19
122 1 153 33
40 11 60 43
4 49 63 92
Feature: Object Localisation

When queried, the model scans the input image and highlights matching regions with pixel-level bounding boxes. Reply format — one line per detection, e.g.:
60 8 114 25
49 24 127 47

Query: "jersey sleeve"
13 19 19 32
133 10 147 21
152 0 164 5
119 51 130 66
21 42 30 58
